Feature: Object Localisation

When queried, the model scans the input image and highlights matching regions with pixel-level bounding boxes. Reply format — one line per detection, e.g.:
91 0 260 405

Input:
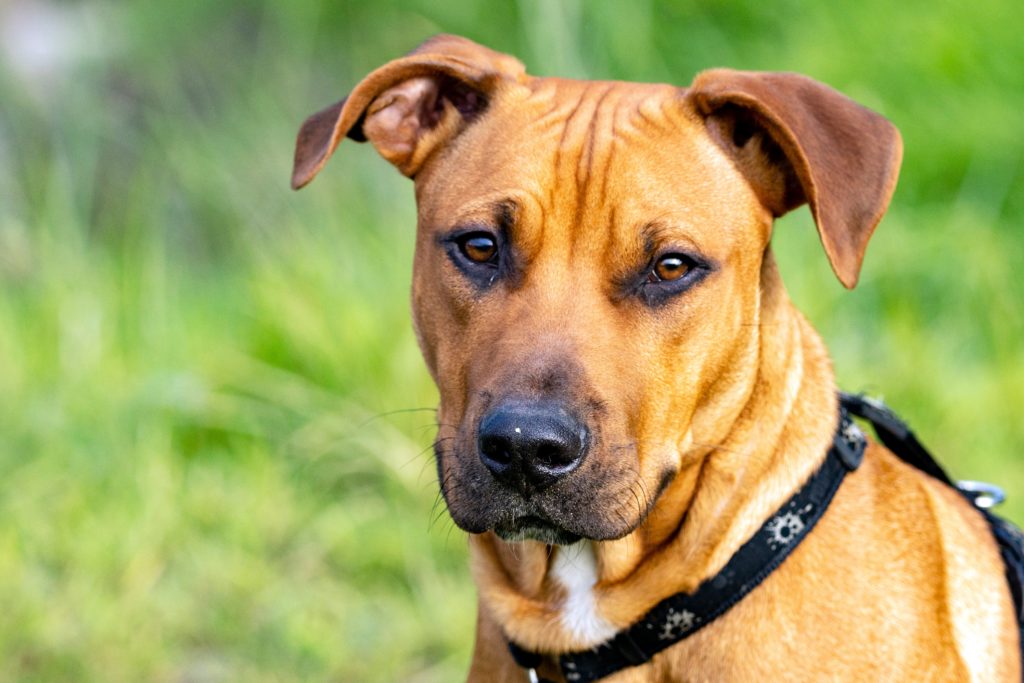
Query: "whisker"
354 406 437 431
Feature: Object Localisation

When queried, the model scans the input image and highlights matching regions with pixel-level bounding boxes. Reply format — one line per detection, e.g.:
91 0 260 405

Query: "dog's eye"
441 228 505 288
649 254 692 283
458 233 498 264
634 251 714 306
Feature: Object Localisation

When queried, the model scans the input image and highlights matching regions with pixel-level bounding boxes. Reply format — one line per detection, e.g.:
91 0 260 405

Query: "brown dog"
292 35 1018 681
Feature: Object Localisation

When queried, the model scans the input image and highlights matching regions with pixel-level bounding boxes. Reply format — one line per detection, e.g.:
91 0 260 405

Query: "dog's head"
293 35 901 545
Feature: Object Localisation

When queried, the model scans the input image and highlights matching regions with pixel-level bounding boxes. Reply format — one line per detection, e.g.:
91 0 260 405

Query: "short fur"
292 35 1018 681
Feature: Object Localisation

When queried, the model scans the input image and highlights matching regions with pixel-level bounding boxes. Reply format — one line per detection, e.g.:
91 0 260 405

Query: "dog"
292 35 1019 681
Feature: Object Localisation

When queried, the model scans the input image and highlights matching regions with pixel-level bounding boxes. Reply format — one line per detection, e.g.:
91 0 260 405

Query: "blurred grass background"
0 0 1021 680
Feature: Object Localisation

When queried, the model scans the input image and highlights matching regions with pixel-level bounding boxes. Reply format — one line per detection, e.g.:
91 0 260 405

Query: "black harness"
508 393 1024 682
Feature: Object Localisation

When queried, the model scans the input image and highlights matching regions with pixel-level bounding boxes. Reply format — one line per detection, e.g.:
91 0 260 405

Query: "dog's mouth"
439 450 677 546
493 514 582 545
436 396 678 545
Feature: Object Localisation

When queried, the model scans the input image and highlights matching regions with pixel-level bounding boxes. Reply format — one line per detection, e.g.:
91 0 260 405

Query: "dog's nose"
477 400 588 495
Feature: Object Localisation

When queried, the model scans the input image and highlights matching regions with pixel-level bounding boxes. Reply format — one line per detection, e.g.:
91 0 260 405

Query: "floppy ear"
689 69 902 288
291 34 526 188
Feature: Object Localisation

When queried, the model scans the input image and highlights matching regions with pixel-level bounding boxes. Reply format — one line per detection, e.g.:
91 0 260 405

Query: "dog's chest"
551 542 618 646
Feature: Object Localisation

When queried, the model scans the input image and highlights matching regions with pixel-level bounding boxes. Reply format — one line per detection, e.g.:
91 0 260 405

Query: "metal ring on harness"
956 480 1007 510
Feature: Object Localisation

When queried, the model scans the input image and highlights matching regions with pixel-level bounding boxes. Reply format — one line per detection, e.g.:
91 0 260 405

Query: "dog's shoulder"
808 442 1019 679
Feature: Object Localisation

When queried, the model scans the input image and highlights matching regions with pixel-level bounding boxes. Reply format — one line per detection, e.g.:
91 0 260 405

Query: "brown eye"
460 233 498 264
653 254 690 282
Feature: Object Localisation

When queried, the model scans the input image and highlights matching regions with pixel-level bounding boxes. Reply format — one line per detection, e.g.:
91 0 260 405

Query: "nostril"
480 436 512 465
534 440 572 469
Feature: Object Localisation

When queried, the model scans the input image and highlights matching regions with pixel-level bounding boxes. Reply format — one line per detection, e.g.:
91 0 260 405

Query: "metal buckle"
957 480 1006 509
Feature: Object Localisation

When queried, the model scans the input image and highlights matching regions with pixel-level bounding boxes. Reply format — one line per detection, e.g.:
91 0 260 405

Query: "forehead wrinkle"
547 87 584 238
540 81 620 258
512 89 576 261
595 96 625 222
574 84 624 257
576 85 615 201
593 89 657 261
587 86 686 264
525 82 671 260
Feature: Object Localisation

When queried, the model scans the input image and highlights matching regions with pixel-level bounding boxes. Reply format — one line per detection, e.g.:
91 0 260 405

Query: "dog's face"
410 80 771 542
292 35 901 545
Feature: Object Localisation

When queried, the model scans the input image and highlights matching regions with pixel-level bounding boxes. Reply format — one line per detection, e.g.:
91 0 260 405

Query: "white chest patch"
551 542 617 646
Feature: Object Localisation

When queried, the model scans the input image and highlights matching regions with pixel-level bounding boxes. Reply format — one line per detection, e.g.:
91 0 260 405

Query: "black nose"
477 400 589 495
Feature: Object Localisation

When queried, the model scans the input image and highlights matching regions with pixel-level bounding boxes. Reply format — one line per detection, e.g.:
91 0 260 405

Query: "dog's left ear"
689 69 902 288
292 34 526 188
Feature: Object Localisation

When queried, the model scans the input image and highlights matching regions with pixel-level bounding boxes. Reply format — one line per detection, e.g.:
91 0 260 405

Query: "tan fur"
292 35 1018 681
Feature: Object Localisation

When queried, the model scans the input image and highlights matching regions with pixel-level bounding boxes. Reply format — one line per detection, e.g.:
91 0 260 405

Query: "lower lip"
495 516 581 544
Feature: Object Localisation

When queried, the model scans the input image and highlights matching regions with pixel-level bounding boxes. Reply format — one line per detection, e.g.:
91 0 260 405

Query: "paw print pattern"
658 608 696 641
765 503 813 550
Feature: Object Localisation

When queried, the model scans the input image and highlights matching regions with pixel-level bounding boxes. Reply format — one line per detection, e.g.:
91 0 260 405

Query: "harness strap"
508 408 866 683
838 392 954 484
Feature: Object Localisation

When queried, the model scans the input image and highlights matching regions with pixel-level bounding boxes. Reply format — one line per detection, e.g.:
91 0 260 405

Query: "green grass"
0 0 1021 680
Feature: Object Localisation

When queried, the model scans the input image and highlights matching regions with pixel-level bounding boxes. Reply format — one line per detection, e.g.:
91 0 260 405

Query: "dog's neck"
469 252 840 651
